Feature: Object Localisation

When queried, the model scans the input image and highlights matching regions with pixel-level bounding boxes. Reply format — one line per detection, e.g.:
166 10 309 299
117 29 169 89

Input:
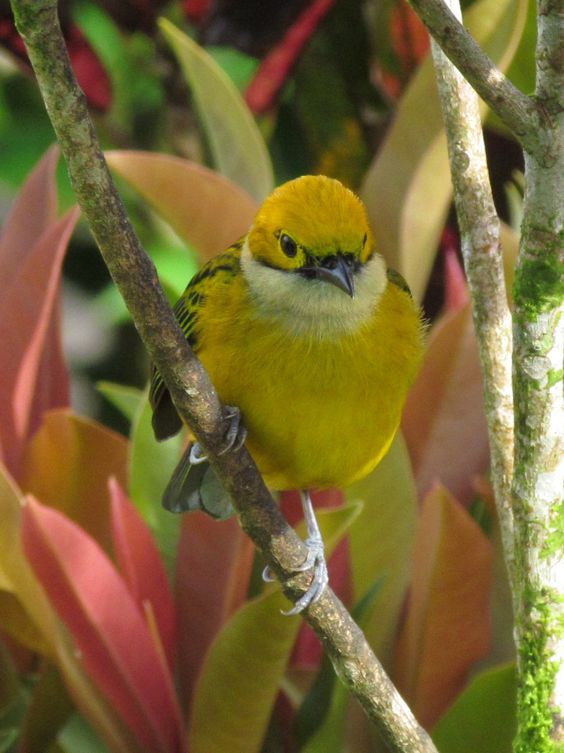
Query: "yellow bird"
150 175 424 613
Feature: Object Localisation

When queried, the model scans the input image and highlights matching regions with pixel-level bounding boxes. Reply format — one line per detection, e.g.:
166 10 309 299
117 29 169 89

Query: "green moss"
513 254 564 317
514 590 564 752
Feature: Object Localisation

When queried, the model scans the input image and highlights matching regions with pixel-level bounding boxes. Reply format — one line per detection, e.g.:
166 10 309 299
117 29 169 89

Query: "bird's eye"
280 233 298 258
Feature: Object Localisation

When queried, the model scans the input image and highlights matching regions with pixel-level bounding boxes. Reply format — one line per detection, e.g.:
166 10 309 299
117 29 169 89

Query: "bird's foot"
263 491 329 615
188 405 247 465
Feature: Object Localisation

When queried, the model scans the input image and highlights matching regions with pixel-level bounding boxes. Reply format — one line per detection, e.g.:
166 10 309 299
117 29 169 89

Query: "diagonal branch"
11 1 438 751
407 0 544 161
428 0 515 585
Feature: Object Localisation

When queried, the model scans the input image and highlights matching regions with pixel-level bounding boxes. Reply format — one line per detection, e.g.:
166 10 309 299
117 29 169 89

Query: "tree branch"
10 1 438 751
429 0 515 584
423 0 564 746
406 0 545 161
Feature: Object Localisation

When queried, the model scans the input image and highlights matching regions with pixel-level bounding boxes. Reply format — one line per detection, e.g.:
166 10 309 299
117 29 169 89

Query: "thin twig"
429 0 515 584
11 1 439 750
407 0 544 161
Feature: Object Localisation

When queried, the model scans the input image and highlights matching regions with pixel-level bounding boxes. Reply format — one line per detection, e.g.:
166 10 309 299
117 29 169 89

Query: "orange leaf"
22 497 185 753
175 512 254 715
394 484 493 727
106 151 258 260
402 303 489 504
20 410 128 551
109 478 177 672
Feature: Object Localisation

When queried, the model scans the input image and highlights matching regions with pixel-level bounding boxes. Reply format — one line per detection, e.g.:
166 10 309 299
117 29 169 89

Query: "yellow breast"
195 268 424 491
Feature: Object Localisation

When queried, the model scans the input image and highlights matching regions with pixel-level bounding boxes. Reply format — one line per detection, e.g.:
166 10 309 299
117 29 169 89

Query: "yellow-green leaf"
361 0 527 302
347 433 417 662
158 19 274 203
189 502 361 753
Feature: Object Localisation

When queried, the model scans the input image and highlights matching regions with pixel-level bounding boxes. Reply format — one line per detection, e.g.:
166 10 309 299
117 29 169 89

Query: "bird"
149 175 425 613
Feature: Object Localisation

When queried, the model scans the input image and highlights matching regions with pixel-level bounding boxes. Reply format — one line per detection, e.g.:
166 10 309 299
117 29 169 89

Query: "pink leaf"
22 498 185 753
402 303 489 504
0 149 77 477
109 478 177 671
0 145 58 279
175 512 254 715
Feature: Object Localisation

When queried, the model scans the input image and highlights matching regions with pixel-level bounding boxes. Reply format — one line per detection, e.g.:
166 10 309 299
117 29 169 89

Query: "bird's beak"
314 254 355 297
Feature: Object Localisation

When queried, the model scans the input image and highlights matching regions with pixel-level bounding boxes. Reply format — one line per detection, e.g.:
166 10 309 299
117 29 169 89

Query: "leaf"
18 663 73 753
0 146 77 476
20 410 129 552
347 433 418 661
0 465 143 753
22 498 185 753
59 713 112 753
401 303 489 504
96 382 145 423
432 663 517 753
175 512 255 716
0 145 58 277
394 484 494 728
158 19 274 202
128 396 184 574
106 150 258 260
189 503 361 753
361 0 528 302
109 478 177 671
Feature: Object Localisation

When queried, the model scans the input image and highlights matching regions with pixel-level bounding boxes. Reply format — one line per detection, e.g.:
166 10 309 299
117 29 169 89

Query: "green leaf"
207 47 260 93
189 503 362 753
96 382 144 423
58 714 112 753
128 395 184 575
347 433 417 662
158 19 274 202
432 663 517 753
361 0 528 302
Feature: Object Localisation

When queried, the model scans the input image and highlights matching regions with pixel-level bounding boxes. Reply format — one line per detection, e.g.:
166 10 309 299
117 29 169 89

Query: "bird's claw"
261 537 329 615
188 405 246 465
282 538 328 615
218 406 247 455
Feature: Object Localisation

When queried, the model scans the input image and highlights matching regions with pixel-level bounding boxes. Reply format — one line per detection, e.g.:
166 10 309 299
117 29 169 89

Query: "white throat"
240 240 387 339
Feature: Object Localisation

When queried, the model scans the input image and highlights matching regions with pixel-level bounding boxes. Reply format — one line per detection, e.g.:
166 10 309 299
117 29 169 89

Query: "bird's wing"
149 242 243 441
386 267 413 298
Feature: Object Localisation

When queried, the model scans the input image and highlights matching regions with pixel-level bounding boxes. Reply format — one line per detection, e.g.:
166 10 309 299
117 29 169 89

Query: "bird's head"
246 175 375 298
242 176 387 338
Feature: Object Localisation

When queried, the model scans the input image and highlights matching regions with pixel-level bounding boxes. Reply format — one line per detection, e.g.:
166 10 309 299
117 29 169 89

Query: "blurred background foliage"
0 1 535 751
0 0 529 427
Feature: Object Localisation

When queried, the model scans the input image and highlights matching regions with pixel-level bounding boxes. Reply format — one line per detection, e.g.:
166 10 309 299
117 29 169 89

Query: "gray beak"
314 254 356 297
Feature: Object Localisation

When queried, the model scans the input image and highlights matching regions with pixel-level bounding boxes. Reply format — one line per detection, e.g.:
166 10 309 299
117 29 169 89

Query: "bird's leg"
189 405 247 464
263 491 329 615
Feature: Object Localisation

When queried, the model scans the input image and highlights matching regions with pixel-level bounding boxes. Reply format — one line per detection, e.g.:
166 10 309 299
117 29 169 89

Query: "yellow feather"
151 175 424 494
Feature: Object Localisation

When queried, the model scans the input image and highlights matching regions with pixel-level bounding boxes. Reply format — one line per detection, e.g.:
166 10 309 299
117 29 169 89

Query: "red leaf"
245 0 337 113
175 512 254 715
442 230 469 312
22 498 185 753
109 478 177 672
394 484 493 727
402 303 489 504
0 157 77 477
